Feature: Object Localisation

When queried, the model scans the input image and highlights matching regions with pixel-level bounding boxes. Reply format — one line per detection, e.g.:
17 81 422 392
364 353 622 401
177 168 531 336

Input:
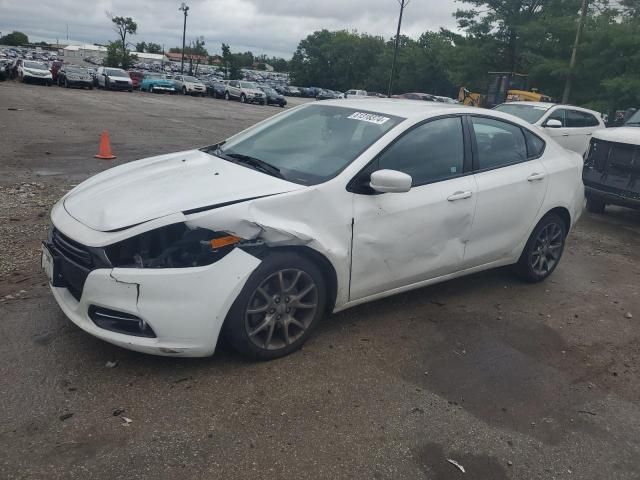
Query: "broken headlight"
105 223 240 268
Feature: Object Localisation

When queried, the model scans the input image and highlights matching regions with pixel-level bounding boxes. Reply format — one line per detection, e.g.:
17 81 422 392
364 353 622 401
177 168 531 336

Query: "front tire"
240 93 246 103
182 86 187 95
586 195 606 214
515 213 567 283
224 251 327 360
225 91 230 100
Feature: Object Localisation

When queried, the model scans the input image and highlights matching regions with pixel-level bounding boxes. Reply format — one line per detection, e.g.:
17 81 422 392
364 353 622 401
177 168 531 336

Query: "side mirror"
370 169 412 193
545 119 562 128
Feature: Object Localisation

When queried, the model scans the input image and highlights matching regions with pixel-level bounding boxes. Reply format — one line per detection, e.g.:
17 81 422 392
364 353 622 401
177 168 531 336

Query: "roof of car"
498 101 603 115
309 98 465 120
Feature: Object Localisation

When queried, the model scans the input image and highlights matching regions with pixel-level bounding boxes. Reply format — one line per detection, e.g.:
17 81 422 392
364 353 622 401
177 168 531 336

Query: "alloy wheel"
530 222 563 276
244 269 318 351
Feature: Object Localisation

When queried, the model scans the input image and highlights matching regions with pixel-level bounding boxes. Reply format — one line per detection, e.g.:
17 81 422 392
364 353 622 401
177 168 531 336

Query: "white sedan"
494 102 605 156
44 100 584 359
17 60 53 85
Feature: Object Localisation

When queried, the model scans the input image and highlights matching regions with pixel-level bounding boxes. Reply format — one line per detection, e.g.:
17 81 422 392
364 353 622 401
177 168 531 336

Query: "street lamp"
387 0 410 97
179 2 189 74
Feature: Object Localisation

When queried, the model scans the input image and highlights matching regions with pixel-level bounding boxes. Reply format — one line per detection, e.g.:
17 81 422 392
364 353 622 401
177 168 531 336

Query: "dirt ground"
1 80 639 480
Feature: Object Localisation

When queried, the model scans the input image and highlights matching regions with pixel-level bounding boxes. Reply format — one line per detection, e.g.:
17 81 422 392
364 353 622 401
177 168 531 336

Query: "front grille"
52 229 93 269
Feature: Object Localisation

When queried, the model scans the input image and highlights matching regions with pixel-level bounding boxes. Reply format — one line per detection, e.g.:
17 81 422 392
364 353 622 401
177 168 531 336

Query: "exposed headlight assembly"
105 223 241 269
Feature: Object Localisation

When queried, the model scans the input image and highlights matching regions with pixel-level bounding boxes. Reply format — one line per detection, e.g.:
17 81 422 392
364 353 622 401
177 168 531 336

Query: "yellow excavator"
458 72 554 108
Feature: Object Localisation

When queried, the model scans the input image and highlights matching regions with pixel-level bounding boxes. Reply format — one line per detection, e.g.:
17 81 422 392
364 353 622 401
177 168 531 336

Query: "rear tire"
515 213 567 283
586 195 606 214
224 251 327 360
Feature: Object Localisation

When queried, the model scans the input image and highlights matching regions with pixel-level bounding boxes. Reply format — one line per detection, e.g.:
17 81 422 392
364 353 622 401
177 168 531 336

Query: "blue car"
140 73 176 94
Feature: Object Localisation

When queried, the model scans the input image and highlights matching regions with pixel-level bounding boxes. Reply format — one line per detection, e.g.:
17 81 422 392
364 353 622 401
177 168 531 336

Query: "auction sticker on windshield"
348 112 390 125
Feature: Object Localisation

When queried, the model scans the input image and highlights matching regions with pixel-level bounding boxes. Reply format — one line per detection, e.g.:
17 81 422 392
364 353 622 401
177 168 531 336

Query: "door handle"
527 172 546 182
447 191 472 201
562 133 570 137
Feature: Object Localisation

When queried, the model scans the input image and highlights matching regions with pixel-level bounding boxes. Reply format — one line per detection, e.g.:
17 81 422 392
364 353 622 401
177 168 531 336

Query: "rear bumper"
585 185 640 209
49 249 261 357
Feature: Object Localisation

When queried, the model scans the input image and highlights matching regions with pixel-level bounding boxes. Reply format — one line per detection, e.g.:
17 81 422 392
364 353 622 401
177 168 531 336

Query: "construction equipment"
458 72 554 109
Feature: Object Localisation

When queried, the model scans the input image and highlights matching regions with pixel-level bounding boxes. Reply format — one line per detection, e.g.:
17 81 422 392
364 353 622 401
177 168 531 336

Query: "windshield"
625 110 640 125
66 66 86 73
183 76 198 82
105 68 128 77
240 81 258 89
145 74 161 79
494 103 550 124
211 105 404 185
25 61 46 69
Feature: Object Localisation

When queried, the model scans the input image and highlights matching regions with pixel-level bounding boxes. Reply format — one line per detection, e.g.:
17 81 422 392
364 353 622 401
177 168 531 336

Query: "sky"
0 0 460 58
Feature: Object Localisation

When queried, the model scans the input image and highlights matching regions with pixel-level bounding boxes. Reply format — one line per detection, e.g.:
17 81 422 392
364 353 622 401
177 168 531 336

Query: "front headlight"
105 223 241 268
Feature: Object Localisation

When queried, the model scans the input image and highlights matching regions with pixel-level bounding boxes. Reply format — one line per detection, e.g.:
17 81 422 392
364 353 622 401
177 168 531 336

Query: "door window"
523 129 546 159
377 117 465 186
546 108 566 127
471 117 528 169
567 110 600 127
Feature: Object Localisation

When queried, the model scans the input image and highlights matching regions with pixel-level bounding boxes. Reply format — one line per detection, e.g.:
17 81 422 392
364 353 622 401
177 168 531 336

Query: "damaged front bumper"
49 248 260 357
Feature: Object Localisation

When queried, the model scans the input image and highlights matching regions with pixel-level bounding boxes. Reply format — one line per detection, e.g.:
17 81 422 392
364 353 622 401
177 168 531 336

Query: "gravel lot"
1 80 639 480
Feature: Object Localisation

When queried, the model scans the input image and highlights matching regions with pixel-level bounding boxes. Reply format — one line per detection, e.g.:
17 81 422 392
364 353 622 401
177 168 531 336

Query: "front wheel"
182 86 187 95
586 195 606 214
240 93 246 103
515 213 567 283
224 252 327 360
225 91 230 100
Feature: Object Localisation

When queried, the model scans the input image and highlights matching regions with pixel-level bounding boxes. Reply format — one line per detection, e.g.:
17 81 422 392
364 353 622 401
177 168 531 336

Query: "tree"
146 42 162 54
109 15 137 68
221 43 240 79
0 31 28 46
135 41 147 53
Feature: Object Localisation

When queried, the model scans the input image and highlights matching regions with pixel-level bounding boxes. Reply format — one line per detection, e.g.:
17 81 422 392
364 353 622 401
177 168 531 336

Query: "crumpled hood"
592 126 640 146
63 149 302 232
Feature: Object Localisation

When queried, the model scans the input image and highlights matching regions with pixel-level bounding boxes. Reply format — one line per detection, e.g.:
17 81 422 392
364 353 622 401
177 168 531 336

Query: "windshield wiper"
216 148 284 179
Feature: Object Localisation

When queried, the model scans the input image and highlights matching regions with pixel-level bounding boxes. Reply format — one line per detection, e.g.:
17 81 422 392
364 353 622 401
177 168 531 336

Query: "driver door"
350 116 477 300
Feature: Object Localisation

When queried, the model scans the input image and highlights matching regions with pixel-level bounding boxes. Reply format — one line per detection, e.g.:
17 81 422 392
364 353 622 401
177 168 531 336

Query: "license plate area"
41 243 65 287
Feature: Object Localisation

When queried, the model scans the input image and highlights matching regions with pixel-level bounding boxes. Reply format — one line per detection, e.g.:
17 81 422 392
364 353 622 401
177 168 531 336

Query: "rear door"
350 115 477 300
566 109 603 156
464 116 548 266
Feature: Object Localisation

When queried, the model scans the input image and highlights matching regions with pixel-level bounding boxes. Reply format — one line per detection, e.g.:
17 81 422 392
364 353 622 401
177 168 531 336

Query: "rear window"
493 103 550 124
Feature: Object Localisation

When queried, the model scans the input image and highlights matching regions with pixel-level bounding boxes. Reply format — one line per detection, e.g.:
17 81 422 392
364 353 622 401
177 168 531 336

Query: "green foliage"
105 41 138 69
0 31 28 46
146 43 162 54
108 16 137 69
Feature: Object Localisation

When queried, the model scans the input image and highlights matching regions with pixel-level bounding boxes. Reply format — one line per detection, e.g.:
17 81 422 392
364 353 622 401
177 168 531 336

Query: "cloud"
0 0 458 57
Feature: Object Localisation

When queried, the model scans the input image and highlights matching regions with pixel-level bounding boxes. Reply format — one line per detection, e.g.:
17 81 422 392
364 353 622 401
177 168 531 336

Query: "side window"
567 110 600 128
377 117 465 186
546 108 566 127
471 117 528 169
523 129 545 159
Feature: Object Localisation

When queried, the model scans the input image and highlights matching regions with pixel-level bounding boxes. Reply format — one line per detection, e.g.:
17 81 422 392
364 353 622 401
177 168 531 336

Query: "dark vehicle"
205 79 226 98
258 86 287 107
393 92 436 101
57 65 93 89
0 59 10 81
284 86 301 97
583 113 640 213
316 89 338 101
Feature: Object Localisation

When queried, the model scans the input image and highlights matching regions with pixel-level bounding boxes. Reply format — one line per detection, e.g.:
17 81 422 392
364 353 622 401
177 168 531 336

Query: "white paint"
48 99 584 357
591 126 640 146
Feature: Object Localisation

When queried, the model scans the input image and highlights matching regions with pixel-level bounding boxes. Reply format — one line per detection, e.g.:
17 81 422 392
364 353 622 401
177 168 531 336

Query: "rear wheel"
516 213 567 283
224 251 327 360
586 195 606 214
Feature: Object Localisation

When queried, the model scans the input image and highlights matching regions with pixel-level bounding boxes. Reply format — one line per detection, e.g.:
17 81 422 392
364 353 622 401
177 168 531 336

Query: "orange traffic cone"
95 130 116 160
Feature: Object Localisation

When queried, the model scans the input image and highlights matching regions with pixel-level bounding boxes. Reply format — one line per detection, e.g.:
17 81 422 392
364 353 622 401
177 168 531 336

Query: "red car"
128 70 144 89
50 61 64 82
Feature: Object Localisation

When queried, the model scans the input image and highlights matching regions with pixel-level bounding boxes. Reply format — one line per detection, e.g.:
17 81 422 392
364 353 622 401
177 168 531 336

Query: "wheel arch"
263 245 338 316
545 206 571 234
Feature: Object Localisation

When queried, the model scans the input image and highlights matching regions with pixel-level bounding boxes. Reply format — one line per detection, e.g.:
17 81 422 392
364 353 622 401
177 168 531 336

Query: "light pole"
179 2 189 74
387 0 409 97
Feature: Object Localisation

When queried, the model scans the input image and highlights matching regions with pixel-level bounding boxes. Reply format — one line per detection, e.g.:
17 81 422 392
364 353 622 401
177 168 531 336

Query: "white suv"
345 89 367 98
96 67 133 91
173 75 206 96
494 102 605 156
224 80 265 104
